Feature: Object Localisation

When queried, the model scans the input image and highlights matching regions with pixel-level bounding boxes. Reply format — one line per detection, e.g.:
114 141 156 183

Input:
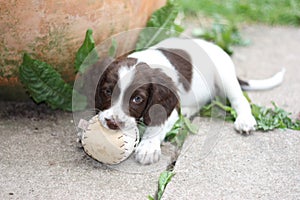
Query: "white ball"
81 115 139 165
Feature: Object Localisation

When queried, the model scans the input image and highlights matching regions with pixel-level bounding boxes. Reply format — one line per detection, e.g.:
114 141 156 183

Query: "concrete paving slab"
0 103 175 199
163 120 300 199
162 26 300 199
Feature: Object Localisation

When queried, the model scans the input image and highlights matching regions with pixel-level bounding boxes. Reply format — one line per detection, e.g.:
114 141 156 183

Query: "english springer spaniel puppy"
95 38 284 165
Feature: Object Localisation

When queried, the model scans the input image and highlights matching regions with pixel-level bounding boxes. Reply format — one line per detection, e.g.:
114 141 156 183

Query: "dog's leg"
134 109 178 165
214 52 256 134
227 83 257 134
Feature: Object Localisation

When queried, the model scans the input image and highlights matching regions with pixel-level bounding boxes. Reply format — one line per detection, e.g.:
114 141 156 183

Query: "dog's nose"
105 118 124 130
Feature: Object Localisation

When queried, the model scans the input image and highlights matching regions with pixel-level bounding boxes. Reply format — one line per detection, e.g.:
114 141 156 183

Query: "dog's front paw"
234 114 257 134
134 139 161 165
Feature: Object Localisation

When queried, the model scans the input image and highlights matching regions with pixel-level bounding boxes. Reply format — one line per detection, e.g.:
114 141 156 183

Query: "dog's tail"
238 68 286 91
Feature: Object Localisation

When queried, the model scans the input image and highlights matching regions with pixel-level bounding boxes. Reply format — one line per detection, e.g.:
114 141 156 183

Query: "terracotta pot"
0 0 166 100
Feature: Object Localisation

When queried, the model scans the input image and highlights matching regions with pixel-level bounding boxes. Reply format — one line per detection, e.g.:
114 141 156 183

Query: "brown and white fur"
95 38 285 165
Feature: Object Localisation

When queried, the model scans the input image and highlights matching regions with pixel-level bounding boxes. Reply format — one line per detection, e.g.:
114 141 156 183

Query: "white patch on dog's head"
98 65 137 130
118 66 136 96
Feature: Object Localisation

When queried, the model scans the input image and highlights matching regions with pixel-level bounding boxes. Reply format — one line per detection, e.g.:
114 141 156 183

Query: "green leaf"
252 102 300 131
148 195 155 200
74 29 99 73
200 97 237 122
192 20 249 55
72 89 88 112
183 116 198 134
165 113 198 147
108 38 118 58
199 94 300 131
19 53 86 111
137 122 147 139
135 0 184 51
157 171 175 200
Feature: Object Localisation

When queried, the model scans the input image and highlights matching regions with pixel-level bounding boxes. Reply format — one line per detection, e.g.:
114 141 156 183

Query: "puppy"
95 38 285 165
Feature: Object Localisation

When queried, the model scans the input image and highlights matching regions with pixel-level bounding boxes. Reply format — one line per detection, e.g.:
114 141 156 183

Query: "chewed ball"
80 115 139 165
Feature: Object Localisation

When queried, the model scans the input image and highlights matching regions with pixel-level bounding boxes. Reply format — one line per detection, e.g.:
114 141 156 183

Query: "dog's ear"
142 70 179 126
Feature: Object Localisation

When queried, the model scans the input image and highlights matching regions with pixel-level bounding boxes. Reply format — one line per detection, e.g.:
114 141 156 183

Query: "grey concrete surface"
163 26 300 199
0 103 175 199
1 25 300 200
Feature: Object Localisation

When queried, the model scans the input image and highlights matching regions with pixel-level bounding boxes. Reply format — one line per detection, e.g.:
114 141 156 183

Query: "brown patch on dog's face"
95 57 137 111
123 63 179 126
125 84 150 120
158 48 193 91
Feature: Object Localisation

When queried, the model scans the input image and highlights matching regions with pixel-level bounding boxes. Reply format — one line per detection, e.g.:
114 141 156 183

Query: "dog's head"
95 57 179 131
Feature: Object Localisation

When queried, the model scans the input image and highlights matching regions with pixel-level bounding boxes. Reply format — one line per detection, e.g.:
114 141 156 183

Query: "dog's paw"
134 139 161 165
234 114 257 134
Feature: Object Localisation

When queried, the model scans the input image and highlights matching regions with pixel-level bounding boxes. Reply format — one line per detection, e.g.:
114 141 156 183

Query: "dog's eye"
102 88 112 97
132 96 143 104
